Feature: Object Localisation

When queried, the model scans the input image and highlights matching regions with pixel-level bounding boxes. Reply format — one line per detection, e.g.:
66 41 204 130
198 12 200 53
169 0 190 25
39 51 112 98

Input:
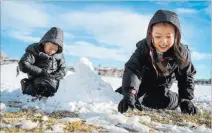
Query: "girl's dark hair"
148 22 186 76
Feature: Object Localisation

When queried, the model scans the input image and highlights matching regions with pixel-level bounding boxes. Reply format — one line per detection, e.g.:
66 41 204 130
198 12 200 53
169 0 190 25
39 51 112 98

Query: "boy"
19 27 67 99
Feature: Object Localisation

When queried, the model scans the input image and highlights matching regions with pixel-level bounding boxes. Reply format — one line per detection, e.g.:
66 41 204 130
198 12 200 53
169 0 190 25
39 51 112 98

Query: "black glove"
40 69 54 79
37 52 52 69
38 52 52 60
50 71 63 80
180 99 198 115
118 89 136 113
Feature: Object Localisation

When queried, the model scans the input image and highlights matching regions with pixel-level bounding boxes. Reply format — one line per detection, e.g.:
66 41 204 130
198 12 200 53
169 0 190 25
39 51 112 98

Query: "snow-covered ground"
1 57 211 132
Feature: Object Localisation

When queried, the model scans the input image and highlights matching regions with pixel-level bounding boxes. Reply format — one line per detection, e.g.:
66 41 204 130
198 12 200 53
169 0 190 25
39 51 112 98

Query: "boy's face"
44 42 59 55
152 23 175 53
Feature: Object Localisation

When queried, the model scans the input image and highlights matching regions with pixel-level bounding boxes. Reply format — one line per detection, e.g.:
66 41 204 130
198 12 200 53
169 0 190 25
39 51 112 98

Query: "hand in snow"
180 99 198 115
118 89 136 113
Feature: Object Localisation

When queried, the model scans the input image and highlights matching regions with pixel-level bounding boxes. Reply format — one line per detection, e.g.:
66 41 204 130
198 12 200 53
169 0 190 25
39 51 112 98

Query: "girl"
116 10 198 115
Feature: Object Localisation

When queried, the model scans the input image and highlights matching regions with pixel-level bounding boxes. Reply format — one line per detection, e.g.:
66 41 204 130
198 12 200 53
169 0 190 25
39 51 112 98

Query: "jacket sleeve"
176 46 196 100
18 51 42 76
51 54 67 80
122 40 147 94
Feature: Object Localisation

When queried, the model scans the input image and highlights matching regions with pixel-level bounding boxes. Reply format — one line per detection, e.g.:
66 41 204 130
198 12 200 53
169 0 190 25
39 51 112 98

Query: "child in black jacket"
19 27 67 98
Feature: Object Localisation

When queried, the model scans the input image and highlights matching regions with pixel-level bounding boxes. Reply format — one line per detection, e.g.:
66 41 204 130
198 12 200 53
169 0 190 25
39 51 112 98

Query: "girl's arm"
176 46 196 101
122 39 147 94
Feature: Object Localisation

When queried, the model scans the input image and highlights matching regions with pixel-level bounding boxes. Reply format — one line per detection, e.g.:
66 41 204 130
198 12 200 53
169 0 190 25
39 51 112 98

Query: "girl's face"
152 23 175 53
44 42 59 55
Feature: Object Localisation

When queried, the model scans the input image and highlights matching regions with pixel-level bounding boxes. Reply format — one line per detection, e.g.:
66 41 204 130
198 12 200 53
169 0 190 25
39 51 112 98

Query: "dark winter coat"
18 27 67 80
122 10 196 102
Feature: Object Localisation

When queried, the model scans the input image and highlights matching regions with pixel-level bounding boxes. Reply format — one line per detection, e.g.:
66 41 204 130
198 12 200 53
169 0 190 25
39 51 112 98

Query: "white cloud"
9 31 40 43
64 41 129 62
191 51 211 60
2 2 210 65
58 9 152 61
1 1 49 29
155 1 171 6
64 32 75 39
195 64 207 69
2 2 151 59
176 8 198 14
60 10 151 49
204 5 211 16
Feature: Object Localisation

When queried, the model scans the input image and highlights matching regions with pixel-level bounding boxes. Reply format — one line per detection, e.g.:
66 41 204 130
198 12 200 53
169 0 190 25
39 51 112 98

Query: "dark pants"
115 86 179 110
21 77 59 97
141 91 179 110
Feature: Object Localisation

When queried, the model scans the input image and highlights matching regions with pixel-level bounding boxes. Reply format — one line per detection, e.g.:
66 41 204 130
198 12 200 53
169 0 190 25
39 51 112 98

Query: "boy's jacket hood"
39 27 64 53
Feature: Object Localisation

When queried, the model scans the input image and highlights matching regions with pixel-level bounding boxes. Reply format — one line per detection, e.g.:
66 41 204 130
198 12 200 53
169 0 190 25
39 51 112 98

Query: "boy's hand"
38 52 52 60
118 89 136 113
180 99 198 115
40 69 54 79
38 52 52 69
50 72 62 80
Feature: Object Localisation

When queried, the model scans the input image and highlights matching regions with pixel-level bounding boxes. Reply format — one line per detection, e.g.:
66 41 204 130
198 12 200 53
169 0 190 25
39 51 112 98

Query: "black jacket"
18 27 67 80
122 10 196 101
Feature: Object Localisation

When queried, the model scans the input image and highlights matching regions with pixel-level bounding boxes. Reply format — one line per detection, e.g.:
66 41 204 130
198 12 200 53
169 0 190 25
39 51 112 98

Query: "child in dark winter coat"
19 27 67 98
116 10 198 115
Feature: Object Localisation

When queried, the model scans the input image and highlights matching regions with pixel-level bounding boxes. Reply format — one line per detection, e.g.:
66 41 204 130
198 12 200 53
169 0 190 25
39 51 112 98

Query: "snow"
124 116 150 132
101 76 122 91
20 120 39 129
139 116 151 123
56 117 81 123
0 103 6 112
0 123 13 128
51 124 65 132
193 125 212 132
1 57 211 132
42 115 49 121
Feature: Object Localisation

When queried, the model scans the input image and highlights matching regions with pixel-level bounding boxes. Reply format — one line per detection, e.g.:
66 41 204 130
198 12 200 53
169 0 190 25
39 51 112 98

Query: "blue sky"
1 1 211 79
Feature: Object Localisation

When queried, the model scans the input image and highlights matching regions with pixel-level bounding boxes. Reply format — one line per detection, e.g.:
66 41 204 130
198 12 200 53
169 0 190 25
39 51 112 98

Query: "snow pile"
44 57 121 112
1 58 122 113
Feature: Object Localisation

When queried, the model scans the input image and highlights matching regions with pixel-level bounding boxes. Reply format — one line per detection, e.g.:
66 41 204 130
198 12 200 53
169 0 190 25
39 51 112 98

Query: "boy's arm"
51 54 67 80
18 52 43 76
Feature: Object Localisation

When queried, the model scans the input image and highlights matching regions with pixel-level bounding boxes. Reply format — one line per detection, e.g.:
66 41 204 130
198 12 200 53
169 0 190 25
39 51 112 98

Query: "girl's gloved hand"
118 89 137 113
180 99 198 115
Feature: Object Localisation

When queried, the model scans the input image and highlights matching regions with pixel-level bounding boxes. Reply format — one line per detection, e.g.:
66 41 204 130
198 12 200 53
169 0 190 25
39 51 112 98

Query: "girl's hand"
118 89 136 113
180 99 198 115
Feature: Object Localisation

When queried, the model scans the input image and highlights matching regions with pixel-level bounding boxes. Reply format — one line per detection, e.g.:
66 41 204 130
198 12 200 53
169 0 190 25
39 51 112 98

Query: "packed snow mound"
50 57 120 102
74 57 95 76
1 58 122 113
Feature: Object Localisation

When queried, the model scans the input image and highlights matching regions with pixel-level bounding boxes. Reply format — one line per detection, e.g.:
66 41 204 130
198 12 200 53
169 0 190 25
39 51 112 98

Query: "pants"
141 90 179 109
115 86 179 110
21 77 59 97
